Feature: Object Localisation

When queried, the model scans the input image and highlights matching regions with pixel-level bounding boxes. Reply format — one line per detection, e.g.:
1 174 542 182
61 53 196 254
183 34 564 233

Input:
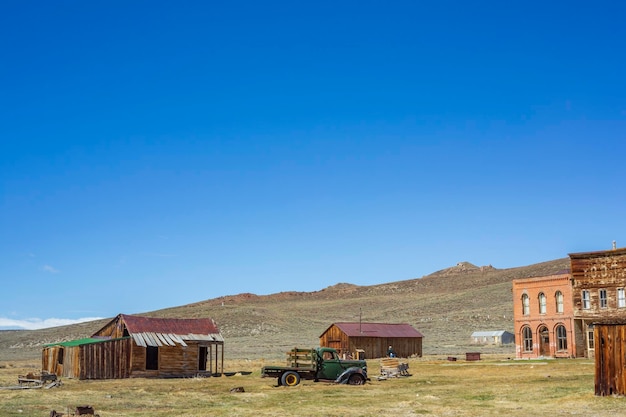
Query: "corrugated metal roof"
120 314 220 334
44 337 130 347
326 322 424 338
471 331 511 337
94 314 224 347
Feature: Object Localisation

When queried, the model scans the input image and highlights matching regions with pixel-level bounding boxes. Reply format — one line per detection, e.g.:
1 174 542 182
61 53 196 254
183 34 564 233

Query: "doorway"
539 326 550 357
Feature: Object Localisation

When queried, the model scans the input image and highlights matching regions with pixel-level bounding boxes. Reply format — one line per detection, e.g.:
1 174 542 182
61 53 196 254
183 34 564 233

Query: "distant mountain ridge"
0 257 570 361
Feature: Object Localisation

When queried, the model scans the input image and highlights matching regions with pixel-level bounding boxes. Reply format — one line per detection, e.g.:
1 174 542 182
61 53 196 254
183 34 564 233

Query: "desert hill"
0 257 570 361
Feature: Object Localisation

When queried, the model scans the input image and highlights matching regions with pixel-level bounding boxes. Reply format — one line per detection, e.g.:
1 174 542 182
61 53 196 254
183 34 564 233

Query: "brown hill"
0 257 570 361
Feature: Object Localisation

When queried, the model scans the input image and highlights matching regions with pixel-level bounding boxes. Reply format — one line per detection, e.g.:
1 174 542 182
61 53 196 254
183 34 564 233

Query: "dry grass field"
0 356 622 416
3 257 618 416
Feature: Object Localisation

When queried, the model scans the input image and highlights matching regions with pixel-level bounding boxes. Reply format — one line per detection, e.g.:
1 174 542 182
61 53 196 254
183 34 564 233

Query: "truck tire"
347 374 365 385
281 371 301 387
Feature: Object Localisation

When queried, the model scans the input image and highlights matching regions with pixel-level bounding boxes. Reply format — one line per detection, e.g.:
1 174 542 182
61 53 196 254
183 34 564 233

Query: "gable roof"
94 314 223 348
323 322 423 338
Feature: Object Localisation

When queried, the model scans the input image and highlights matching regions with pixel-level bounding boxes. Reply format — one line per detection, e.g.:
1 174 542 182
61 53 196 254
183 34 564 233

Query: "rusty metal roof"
118 314 223 347
324 322 424 338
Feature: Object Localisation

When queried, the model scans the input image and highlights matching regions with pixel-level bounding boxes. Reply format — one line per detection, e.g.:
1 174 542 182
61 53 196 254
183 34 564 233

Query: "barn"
319 322 423 359
42 314 224 380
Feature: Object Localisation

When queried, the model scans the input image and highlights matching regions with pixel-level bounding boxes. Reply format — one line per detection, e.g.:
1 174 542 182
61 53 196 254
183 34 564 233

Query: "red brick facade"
512 273 580 358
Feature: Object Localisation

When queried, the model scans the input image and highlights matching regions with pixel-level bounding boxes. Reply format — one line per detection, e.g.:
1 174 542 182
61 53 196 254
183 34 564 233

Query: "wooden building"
570 246 626 360
319 322 423 359
42 314 224 380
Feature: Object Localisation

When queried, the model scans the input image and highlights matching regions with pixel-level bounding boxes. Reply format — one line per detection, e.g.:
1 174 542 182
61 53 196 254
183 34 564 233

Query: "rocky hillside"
0 257 570 361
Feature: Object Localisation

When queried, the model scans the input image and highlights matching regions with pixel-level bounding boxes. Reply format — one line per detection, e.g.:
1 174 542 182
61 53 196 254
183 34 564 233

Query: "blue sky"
1 1 625 330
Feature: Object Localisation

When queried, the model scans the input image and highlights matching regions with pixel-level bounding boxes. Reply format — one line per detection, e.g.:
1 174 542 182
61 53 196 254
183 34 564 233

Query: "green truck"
261 347 368 386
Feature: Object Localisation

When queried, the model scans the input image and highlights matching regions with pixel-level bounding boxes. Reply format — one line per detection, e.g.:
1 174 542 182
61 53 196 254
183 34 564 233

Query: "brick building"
512 272 580 358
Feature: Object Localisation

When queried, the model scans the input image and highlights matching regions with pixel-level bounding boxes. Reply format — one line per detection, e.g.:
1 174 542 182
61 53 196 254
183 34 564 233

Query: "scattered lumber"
379 357 410 379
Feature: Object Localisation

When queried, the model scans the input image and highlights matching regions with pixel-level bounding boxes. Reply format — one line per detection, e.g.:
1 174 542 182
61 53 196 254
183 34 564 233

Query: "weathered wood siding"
319 324 350 352
42 339 131 380
79 338 131 380
347 336 422 359
128 341 224 378
571 249 626 319
319 324 422 359
594 322 626 396
42 346 80 378
96 318 127 339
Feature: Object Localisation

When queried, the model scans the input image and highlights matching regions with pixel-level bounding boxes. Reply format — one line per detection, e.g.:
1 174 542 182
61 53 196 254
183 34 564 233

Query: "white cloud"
42 265 60 273
0 317 103 330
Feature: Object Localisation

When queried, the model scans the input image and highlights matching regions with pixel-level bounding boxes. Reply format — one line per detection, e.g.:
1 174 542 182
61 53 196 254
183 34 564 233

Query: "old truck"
261 347 367 386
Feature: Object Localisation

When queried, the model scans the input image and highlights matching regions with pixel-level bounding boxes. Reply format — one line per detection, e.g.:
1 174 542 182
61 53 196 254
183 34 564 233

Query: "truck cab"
316 347 362 380
261 346 368 386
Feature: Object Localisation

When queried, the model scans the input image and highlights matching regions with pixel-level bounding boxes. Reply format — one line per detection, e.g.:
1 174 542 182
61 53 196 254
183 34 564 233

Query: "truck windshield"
322 351 337 360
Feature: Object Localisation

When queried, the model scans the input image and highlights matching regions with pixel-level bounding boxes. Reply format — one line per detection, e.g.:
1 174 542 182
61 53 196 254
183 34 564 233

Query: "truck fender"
335 367 367 385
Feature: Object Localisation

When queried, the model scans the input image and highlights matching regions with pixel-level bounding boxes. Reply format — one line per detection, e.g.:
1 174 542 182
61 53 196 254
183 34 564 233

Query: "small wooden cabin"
42 314 224 380
319 322 423 359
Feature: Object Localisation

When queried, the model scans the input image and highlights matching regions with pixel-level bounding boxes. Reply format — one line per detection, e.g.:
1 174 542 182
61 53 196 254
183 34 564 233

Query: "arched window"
522 294 530 315
555 291 564 313
538 292 547 314
556 325 567 351
522 326 533 352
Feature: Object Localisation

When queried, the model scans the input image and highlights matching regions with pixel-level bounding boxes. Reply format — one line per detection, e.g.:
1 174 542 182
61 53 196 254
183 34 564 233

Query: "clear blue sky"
1 1 625 330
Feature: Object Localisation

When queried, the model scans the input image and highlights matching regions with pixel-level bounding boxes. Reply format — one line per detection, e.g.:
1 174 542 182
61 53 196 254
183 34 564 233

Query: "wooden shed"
319 322 423 359
594 321 626 396
42 314 224 380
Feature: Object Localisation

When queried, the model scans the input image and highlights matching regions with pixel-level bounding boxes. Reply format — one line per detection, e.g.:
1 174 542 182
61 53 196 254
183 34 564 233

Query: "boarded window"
146 346 158 370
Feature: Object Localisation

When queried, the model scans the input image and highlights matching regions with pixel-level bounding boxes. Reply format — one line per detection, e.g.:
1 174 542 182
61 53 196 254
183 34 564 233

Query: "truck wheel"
347 374 365 385
281 371 301 386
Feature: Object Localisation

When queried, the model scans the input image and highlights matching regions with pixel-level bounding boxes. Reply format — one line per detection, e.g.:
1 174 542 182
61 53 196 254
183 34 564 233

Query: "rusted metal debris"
49 405 99 416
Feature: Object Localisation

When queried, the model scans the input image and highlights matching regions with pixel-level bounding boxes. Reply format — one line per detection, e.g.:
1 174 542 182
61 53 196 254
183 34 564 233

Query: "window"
522 294 530 315
599 289 607 308
556 325 567 351
555 291 564 313
58 347 64 365
582 290 590 309
146 346 158 370
522 326 533 352
588 325 595 350
618 288 626 308
538 292 547 314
